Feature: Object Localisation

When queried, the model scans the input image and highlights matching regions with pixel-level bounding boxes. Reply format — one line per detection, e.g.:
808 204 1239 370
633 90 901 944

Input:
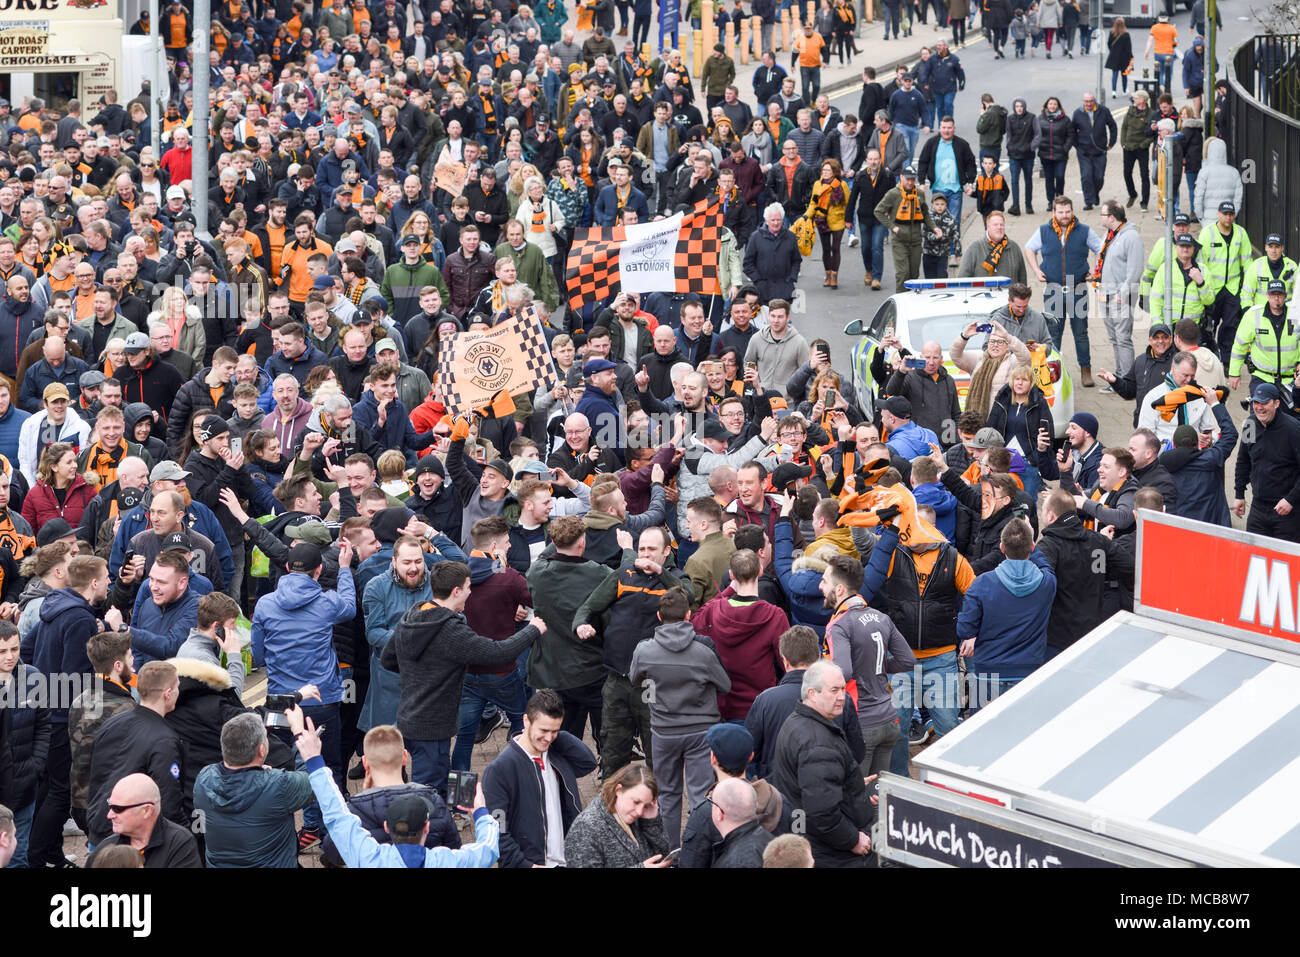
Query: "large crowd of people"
0 0 1281 872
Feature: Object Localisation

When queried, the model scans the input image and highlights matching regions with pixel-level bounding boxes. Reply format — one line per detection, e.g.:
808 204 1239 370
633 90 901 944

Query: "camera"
264 690 304 729
446 769 478 808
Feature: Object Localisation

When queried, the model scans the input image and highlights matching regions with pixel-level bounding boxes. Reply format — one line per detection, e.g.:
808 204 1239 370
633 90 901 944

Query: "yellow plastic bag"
792 215 815 256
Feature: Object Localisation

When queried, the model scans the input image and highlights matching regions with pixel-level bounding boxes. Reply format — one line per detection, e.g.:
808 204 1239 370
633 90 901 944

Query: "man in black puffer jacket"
321 724 461 867
381 561 543 800
0 623 49 868
769 659 873 869
481 689 597 868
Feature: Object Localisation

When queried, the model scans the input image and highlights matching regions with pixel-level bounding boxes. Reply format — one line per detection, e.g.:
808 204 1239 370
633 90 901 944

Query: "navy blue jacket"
956 549 1056 678
481 731 597 868
22 588 101 723
352 392 434 460
745 668 866 781
320 782 461 867
264 345 330 388
130 585 202 665
1160 404 1237 527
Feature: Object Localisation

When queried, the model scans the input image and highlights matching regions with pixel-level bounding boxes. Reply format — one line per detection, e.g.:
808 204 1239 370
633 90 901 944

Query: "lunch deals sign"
1137 512 1300 648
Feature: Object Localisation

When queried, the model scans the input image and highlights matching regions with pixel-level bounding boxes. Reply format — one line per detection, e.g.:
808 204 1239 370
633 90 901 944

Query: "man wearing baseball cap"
1095 322 1176 426
1234 381 1300 542
1197 199 1253 357
880 395 939 459
114 330 184 439
183 415 259 602
16 381 90 486
1241 233 1298 310
1139 212 1194 304
1228 279 1300 399
252 532 358 850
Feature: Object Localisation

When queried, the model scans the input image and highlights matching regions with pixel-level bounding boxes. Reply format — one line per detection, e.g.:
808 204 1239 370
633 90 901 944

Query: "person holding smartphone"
884 340 962 449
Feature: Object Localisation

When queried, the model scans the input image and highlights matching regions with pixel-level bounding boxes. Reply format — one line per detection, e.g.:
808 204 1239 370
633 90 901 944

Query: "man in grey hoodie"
628 587 732 845
176 592 247 697
743 302 810 395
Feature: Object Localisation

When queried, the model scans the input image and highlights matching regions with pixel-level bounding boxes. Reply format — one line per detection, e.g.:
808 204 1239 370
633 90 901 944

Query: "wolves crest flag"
436 307 556 416
565 199 723 309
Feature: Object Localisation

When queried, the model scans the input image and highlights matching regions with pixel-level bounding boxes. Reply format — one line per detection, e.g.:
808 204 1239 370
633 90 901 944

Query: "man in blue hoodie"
956 518 1056 712
881 396 939 460
24 554 122 868
251 535 356 850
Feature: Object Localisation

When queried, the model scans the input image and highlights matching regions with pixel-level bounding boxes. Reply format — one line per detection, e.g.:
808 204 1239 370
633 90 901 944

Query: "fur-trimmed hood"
791 543 839 576
170 655 233 691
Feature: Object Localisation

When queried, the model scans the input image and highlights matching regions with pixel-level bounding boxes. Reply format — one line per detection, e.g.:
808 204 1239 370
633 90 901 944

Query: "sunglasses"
108 800 156 814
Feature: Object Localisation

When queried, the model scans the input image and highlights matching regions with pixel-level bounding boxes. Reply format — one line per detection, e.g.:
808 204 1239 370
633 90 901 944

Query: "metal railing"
1224 35 1300 253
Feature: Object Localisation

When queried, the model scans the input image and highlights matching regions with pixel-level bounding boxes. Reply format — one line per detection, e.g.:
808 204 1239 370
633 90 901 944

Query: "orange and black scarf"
979 235 1009 275
1092 227 1117 283
896 186 924 222
89 439 130 487
1051 215 1078 247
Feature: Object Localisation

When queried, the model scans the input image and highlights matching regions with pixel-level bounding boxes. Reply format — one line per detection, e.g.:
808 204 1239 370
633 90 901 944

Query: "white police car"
843 277 1075 438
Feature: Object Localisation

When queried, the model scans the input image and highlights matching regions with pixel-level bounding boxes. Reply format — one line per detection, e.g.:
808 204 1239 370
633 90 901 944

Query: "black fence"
1224 35 1300 254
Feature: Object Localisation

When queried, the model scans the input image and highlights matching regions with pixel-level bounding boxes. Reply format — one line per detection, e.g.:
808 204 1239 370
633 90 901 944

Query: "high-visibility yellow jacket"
1197 222 1253 296
1240 254 1299 310
1228 303 1300 379
1151 260 1215 324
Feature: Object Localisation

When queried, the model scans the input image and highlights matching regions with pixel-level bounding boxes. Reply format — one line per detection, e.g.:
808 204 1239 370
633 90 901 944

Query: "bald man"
883 338 962 446
85 773 201 867
709 777 772 867
548 411 621 482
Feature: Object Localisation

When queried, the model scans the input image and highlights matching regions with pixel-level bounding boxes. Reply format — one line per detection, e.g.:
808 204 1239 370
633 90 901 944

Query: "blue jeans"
889 650 962 776
969 674 1024 714
299 702 340 832
935 91 956 123
861 220 888 277
1008 155 1034 208
408 737 452 800
1184 170 1199 211
6 801 34 868
452 670 527 771
1020 463 1041 500
1154 53 1174 89
800 65 821 105
1044 281 1091 368
922 98 936 130
883 3 900 36
896 123 920 160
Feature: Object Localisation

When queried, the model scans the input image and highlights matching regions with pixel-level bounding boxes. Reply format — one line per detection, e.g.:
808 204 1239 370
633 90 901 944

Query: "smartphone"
745 360 757 372
662 847 682 863
824 387 837 406
447 769 478 808
230 436 242 455
975 323 993 333
905 357 927 370
122 549 136 567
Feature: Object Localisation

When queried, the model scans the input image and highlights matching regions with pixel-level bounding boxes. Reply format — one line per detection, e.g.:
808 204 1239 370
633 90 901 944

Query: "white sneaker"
848 233 860 247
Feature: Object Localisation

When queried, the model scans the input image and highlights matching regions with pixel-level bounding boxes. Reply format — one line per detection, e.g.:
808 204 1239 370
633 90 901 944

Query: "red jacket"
691 589 790 720
21 473 96 535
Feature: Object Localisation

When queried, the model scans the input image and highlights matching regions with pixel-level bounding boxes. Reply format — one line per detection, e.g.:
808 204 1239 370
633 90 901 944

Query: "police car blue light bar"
902 277 1012 291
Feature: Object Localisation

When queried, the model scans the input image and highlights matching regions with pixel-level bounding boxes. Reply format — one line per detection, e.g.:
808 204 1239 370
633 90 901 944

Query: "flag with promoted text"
565 198 724 309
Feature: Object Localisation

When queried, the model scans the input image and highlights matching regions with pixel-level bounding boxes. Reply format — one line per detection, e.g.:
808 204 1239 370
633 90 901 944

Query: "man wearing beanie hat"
1056 411 1105 490
183 414 260 603
701 42 736 109
1159 398 1238 528
678 722 786 868
405 455 463 545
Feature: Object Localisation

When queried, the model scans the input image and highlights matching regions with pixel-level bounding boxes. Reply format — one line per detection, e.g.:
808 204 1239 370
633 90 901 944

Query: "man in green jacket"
525 516 622 745
702 44 737 110
382 234 449 324
493 221 560 310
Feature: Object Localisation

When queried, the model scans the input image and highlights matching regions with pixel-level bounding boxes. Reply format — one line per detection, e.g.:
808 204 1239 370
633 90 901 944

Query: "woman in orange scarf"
807 159 848 288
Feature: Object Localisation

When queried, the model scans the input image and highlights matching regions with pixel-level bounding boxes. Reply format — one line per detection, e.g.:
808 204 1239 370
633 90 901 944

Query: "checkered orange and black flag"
436 306 557 416
565 227 622 310
675 198 724 297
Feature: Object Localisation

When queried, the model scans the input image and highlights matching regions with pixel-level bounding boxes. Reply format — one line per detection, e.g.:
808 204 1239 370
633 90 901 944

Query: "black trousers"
29 726 72 866
559 677 605 748
1247 504 1300 544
